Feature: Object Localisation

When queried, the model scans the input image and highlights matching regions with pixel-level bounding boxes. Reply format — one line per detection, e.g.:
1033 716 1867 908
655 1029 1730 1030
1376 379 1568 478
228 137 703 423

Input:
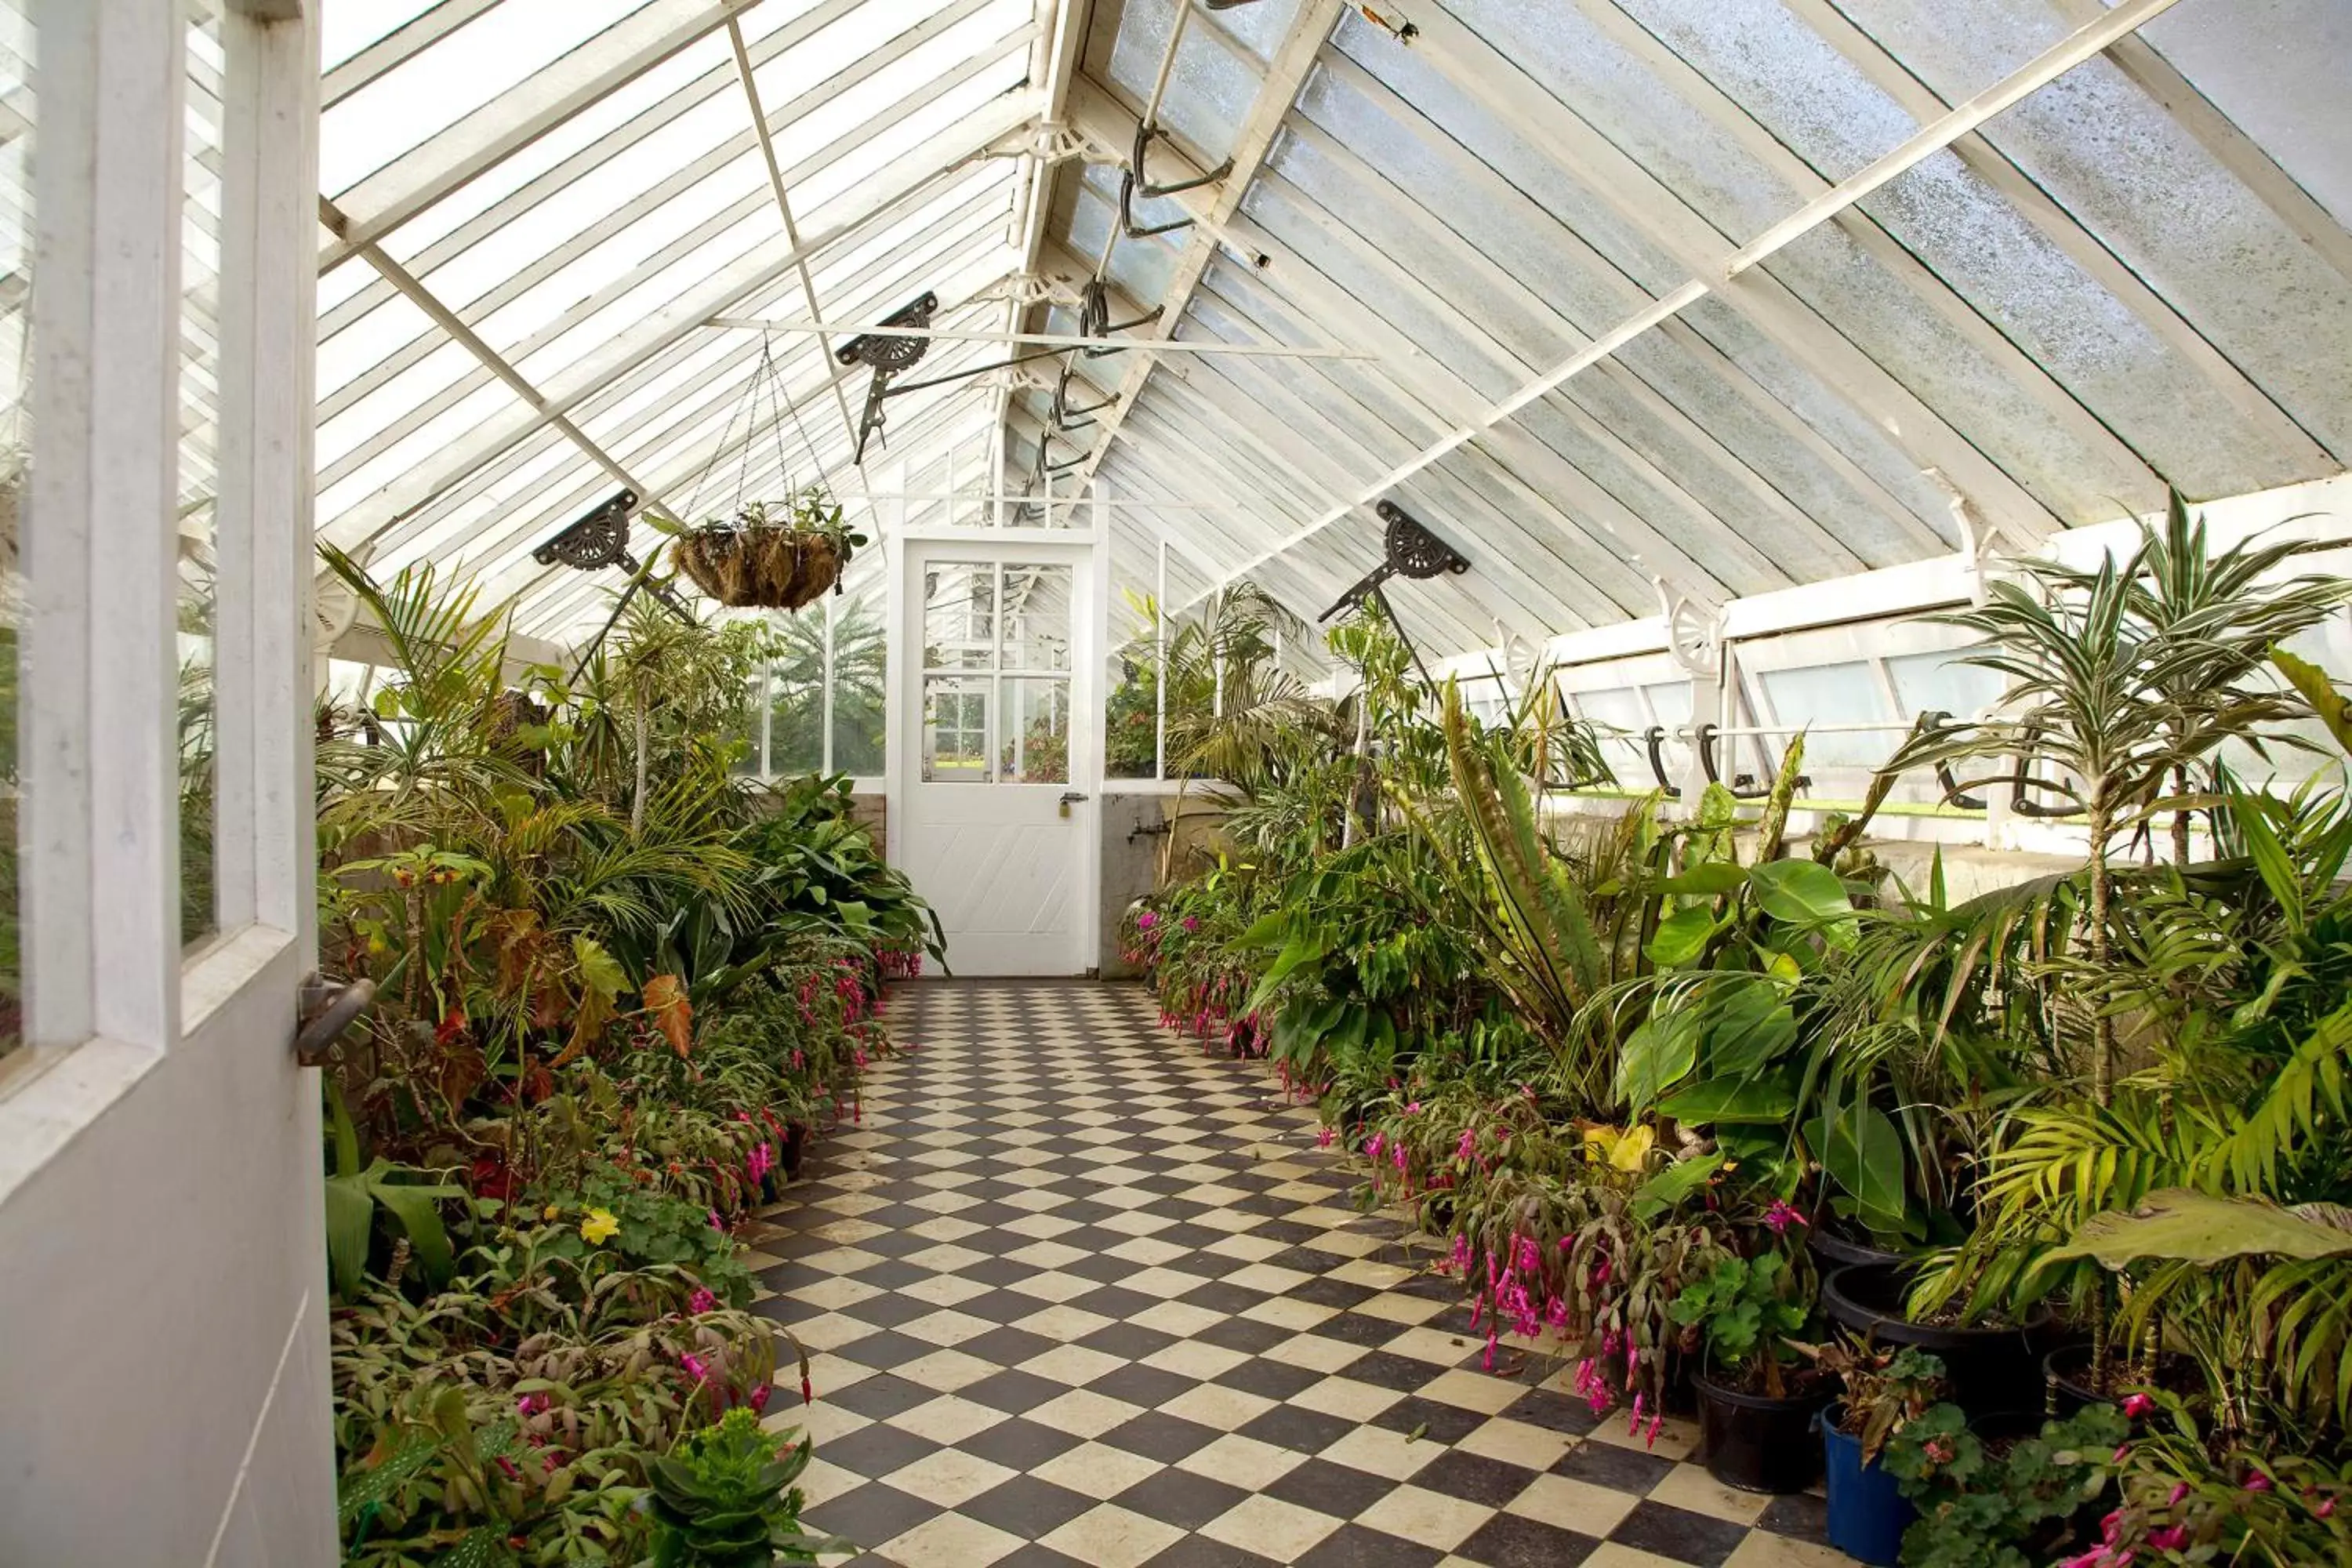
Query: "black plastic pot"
1823 1264 2049 1419
1808 1224 1908 1272
1693 1371 1831 1494
2042 1345 2193 1419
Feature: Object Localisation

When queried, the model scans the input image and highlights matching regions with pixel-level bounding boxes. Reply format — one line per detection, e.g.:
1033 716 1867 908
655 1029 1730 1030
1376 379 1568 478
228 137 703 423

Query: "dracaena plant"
1886 495 2346 1106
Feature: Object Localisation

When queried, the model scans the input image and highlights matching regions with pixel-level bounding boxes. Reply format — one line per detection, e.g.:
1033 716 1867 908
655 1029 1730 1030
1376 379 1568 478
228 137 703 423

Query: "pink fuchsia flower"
688 1287 717 1315
747 1142 775 1184
2318 1496 2337 1519
2166 1483 2190 1507
1762 1200 1806 1234
2147 1526 2189 1552
495 1455 521 1482
681 1353 711 1383
515 1392 548 1417
1317 1125 1335 1149
1136 911 1159 931
800 1372 815 1405
750 1384 771 1413
1392 1143 1407 1172
1405 1102 1422 1115
709 1209 727 1231
1181 916 1200 933
2244 1473 2274 1493
2121 1393 2155 1418
1645 1414 1663 1449
1366 1134 1385 1160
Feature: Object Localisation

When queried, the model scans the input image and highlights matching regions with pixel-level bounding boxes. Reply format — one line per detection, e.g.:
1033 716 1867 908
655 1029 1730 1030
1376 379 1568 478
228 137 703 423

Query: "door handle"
1058 792 1090 804
295 975 376 1065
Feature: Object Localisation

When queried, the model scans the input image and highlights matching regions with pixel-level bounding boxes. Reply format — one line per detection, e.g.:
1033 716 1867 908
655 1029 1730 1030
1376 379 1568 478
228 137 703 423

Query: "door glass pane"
178 8 221 952
767 612 826 777
998 563 1072 671
829 565 887 776
0 0 28 1060
1002 678 1072 785
923 676 991 782
923 561 993 670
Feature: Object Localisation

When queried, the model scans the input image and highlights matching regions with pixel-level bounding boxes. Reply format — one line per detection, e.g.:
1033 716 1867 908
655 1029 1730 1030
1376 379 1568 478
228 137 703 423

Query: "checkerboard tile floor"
745 982 1843 1568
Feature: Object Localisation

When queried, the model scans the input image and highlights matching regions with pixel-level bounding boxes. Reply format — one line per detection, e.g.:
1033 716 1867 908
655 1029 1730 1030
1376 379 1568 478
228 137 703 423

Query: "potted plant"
673 493 863 611
1669 1249 1831 1493
1824 1262 2050 1418
1881 1399 2129 1568
1812 1341 1945 1566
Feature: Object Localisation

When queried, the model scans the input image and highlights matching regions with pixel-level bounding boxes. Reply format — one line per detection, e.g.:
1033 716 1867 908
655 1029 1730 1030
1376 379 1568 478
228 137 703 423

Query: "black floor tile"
1214 1356 1324 1402
1454 1512 1602 1568
959 1367 1069 1416
1339 1350 1447 1393
1238 1403 1355 1455
1193 1317 1291 1355
956 1416 1083 1472
1292 1525 1443 1567
1608 1501 1751 1568
1370 1395 1490 1446
1756 1491 1831 1544
1265 1457 1396 1520
958 1326 1062 1370
1502 1387 1604 1437
815 1422 940 1479
824 1374 938 1422
1098 1410 1222 1462
959 1474 1100 1540
1410 1449 1541 1508
800 1482 931 1546
1091 1363 1196 1410
1552 1441 1675 1495
1114 1468 1252 1530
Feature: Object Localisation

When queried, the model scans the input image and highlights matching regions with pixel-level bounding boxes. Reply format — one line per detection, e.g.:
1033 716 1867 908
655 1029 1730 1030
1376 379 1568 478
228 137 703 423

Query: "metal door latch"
295 975 377 1065
1058 791 1088 819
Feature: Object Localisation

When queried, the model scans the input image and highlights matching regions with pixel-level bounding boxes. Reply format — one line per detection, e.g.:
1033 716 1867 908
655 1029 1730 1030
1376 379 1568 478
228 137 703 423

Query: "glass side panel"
1886 648 2005 726
180 7 221 953
0 0 25 1058
766 612 826 777
1000 677 1071 786
1755 662 1893 771
829 563 887 777
922 675 991 782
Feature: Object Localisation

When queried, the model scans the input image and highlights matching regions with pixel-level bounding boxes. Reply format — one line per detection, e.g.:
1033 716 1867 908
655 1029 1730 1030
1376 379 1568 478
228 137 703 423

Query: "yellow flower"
543 1203 561 1222
579 1207 619 1245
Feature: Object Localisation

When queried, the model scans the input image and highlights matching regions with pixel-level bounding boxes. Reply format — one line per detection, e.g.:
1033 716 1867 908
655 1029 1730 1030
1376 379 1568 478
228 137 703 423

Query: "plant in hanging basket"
673 494 865 611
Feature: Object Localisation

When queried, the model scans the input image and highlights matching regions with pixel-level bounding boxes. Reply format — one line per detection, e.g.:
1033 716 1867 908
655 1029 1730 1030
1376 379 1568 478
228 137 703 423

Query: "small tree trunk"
2087 795 2117 1107
630 687 650 840
2170 764 2191 866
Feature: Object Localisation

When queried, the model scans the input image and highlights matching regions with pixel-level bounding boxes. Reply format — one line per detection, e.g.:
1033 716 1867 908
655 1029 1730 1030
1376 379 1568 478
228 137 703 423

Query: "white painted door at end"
898 543 1098 976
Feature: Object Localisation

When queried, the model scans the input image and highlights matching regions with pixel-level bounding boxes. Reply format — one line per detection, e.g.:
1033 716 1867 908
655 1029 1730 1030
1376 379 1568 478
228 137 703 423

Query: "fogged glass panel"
766 615 825 778
731 677 762 779
922 561 993 670
1755 663 1892 770
829 567 886 778
1001 677 1072 786
0 0 27 1059
180 9 221 953
1569 686 1650 786
923 676 990 783
998 563 1072 672
1106 647 1160 780
1885 649 2004 726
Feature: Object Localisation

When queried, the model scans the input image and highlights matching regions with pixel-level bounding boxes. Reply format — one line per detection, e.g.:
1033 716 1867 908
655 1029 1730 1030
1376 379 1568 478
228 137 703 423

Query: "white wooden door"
896 539 1100 975
0 3 335 1563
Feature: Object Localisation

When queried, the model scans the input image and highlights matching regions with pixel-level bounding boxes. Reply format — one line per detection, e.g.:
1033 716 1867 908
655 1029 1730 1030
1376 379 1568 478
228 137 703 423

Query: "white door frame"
885 499 1111 977
0 2 332 1562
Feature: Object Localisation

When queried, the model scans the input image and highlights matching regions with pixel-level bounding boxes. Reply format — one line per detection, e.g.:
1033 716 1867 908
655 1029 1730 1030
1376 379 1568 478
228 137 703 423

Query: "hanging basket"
672 499 858 611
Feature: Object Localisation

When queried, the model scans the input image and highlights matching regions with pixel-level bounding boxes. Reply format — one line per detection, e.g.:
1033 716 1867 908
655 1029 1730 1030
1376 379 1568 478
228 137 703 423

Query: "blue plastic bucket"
1820 1406 1915 1567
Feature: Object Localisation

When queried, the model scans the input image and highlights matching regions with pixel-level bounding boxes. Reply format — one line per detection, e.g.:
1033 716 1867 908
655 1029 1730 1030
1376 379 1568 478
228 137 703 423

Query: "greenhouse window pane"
829 570 887 778
924 676 991 782
180 7 222 955
1001 678 1071 786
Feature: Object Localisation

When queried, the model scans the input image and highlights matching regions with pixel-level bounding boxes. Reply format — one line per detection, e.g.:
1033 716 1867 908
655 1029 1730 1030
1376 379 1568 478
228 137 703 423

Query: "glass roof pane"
321 0 649 194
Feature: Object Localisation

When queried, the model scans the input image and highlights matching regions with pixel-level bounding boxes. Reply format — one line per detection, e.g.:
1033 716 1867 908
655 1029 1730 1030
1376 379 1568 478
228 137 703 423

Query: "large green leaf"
2049 1188 2352 1270
1659 1075 1797 1126
1617 1006 1699 1112
1653 862 1747 897
1645 906 1721 967
1702 978 1797 1078
322 1177 373 1301
1814 1103 1906 1229
1750 861 1856 945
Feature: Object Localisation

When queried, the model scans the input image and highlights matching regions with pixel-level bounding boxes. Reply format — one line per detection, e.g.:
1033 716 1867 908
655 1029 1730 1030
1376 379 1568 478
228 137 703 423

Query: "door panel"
898 542 1098 977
